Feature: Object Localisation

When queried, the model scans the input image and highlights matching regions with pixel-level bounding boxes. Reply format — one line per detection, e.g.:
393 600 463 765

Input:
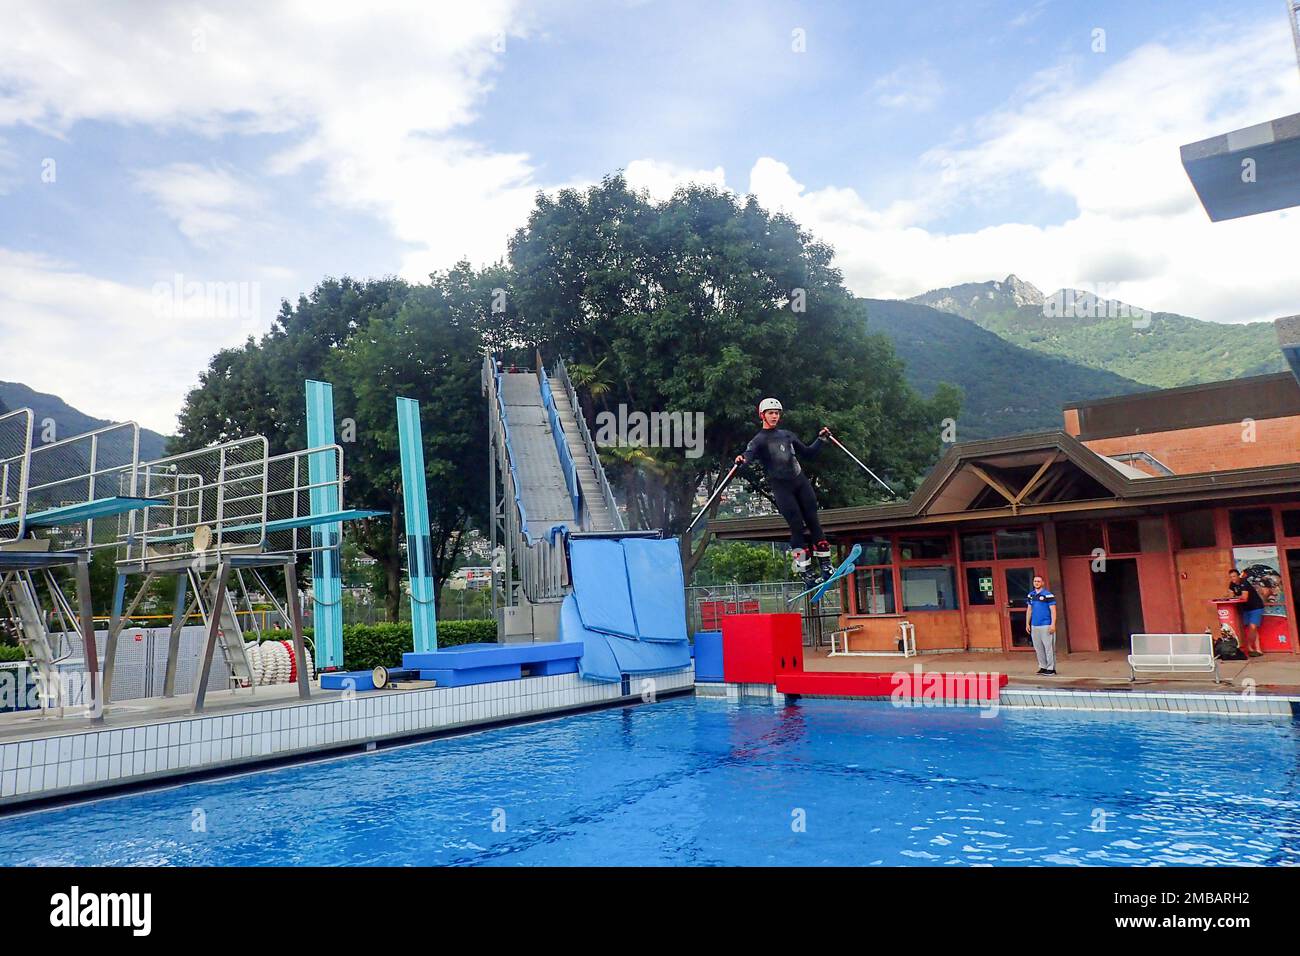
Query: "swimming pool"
1 696 1297 866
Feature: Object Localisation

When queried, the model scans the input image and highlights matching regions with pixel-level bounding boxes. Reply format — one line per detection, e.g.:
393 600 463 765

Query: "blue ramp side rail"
538 363 581 524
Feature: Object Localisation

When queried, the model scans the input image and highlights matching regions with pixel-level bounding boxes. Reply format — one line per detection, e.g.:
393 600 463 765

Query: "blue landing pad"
401 641 584 687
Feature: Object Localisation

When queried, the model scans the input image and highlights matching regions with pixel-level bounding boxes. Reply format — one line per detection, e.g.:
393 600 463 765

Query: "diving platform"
0 496 164 531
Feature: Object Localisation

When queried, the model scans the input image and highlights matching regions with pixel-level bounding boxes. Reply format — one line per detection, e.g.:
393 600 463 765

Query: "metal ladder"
1 571 62 709
191 568 254 689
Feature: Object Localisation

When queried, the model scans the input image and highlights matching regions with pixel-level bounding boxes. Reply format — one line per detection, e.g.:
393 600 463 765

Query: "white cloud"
0 0 535 273
134 162 262 242
0 251 262 433
746 19 1300 323
871 62 944 112
624 159 727 202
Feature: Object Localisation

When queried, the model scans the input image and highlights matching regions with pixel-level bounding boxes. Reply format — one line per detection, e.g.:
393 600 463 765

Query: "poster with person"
1232 545 1290 649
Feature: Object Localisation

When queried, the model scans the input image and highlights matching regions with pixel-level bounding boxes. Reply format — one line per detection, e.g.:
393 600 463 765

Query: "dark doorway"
1093 558 1145 650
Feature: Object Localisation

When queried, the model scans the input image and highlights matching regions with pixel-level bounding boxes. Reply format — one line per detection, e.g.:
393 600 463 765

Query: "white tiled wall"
0 665 695 808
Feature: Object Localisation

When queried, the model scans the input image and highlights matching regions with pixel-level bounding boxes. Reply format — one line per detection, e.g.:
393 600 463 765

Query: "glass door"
1001 565 1039 650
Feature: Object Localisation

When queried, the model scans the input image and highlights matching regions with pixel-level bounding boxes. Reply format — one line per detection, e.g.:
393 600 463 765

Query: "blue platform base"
419 664 522 687
527 658 579 676
402 641 585 688
692 630 724 683
321 670 378 692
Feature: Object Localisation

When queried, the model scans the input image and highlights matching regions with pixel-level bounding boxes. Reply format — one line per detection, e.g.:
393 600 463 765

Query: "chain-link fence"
686 581 843 648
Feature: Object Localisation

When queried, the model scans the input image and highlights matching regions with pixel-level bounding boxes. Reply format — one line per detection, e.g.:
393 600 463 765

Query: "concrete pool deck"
691 647 1298 715
803 647 1300 696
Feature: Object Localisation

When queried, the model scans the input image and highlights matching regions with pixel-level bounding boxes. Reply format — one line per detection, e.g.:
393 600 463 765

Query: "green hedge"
256 619 497 671
0 645 25 663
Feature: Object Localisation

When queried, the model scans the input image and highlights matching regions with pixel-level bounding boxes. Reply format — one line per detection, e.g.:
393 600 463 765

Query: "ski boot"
792 548 821 591
813 540 835 582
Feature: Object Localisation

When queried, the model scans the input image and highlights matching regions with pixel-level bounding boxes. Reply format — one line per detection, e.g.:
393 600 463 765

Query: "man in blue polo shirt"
1026 574 1058 676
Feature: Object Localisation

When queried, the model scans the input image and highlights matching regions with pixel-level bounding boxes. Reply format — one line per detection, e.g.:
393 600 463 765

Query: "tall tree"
330 274 489 619
506 175 959 575
173 274 488 620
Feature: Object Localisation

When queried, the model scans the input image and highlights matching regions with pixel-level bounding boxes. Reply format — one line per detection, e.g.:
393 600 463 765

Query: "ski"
787 543 862 605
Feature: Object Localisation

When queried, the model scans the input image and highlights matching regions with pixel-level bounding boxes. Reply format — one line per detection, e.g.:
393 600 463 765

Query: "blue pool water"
1 696 1298 866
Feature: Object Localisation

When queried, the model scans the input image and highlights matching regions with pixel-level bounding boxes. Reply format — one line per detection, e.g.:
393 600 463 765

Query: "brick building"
712 373 1300 656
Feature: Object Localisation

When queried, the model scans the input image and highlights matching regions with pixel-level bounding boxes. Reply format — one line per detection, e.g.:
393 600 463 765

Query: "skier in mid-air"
734 398 834 589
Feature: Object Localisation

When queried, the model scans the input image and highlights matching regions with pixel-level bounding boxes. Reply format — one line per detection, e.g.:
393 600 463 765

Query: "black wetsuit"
742 428 826 551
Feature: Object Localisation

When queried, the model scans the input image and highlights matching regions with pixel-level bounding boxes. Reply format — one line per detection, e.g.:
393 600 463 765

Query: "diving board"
0 496 165 530
243 508 386 536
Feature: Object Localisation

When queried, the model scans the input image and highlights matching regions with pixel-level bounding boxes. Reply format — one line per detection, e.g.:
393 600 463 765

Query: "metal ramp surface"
499 372 576 533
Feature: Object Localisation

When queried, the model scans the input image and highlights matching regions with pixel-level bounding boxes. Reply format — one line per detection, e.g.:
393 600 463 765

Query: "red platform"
722 613 803 684
776 670 1007 701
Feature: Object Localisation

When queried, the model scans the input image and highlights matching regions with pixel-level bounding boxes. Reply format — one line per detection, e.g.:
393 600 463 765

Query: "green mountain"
861 298 1150 439
908 275 1286 388
0 381 169 463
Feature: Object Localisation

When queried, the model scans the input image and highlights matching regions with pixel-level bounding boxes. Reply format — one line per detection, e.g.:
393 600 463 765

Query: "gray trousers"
1031 625 1056 670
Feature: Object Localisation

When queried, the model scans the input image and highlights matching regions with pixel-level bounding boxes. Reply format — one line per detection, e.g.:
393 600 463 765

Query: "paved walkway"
804 647 1300 695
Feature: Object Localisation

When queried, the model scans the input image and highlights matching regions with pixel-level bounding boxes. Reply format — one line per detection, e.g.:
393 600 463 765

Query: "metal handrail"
120 435 270 564
552 357 624 531
483 356 568 603
24 420 141 550
536 362 582 523
0 408 34 543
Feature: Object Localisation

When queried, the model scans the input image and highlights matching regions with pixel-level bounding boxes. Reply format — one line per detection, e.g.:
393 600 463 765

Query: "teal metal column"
397 397 437 652
306 380 344 670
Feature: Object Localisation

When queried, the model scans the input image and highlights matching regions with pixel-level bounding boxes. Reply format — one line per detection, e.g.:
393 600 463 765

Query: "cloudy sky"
1 0 1297 432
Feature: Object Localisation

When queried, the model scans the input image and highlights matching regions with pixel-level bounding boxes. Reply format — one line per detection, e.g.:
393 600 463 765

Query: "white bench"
1128 633 1220 683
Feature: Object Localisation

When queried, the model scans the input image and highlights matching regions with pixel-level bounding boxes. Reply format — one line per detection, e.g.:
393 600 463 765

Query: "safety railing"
23 420 142 550
117 436 269 567
483 356 569 602
0 408 34 545
553 357 624 531
537 361 582 523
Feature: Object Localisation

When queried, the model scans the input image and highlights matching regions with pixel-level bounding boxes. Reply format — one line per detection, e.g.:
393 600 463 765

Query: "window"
1138 517 1168 553
898 536 951 561
1173 509 1216 549
856 536 892 565
1282 510 1300 539
995 528 1039 558
960 532 995 562
854 567 895 615
1107 519 1140 554
965 566 995 606
1058 521 1103 556
1229 508 1274 546
901 566 957 611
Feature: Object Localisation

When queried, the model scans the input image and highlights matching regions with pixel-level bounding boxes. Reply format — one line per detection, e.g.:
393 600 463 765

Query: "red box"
722 613 803 684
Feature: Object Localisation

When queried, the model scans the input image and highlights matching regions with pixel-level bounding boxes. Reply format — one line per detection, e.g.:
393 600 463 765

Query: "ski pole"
824 431 898 497
686 462 740 536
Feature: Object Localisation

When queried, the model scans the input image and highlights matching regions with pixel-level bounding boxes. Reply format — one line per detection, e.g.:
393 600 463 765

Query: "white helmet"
758 397 783 414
